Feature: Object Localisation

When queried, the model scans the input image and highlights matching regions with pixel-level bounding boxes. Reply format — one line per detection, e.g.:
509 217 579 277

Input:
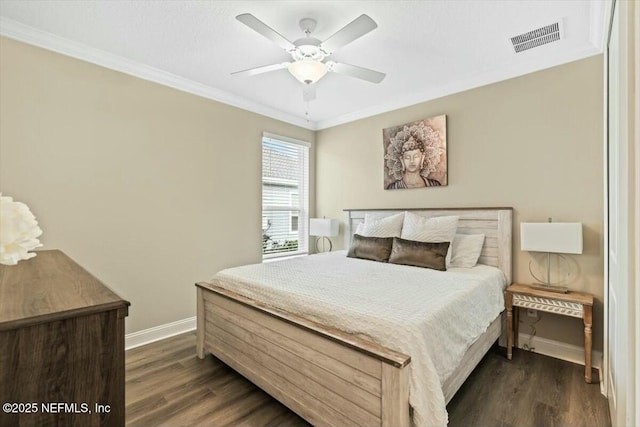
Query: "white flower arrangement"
0 195 43 265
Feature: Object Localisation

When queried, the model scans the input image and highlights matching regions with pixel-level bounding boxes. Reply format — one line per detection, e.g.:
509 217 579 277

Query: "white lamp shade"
288 60 328 84
520 222 583 254
309 218 339 237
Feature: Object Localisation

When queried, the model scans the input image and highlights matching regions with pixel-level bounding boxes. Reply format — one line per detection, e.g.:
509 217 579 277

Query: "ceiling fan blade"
236 14 295 51
327 61 385 83
321 14 377 54
231 62 290 77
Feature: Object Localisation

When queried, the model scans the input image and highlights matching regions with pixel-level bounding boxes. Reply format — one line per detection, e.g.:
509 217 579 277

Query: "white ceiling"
0 1 605 130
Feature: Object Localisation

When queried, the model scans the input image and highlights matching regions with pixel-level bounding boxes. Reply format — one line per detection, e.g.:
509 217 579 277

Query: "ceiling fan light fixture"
288 60 328 85
234 14 384 85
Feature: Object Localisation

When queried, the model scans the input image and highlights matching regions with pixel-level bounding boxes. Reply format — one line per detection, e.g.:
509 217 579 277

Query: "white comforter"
211 251 506 427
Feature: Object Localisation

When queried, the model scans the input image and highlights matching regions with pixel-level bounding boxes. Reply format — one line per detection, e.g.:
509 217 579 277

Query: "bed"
196 207 512 427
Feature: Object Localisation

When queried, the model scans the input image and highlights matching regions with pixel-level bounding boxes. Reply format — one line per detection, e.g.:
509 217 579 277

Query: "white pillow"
449 234 485 268
355 212 405 238
400 212 459 266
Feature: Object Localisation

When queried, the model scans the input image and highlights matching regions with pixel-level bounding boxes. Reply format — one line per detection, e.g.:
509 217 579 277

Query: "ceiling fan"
232 13 386 86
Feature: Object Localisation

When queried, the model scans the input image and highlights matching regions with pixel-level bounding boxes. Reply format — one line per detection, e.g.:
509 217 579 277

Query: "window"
262 134 309 259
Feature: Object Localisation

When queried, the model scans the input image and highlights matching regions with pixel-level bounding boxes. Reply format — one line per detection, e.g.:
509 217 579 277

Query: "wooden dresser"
0 250 130 427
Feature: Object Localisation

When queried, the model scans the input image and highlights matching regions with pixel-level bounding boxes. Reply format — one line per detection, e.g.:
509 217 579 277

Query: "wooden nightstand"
505 283 594 383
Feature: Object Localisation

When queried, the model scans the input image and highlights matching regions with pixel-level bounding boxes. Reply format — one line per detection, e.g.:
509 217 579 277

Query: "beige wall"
0 37 315 334
0 35 606 352
315 56 604 351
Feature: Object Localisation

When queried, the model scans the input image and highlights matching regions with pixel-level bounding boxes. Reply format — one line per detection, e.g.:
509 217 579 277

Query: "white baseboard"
517 332 605 394
125 316 196 350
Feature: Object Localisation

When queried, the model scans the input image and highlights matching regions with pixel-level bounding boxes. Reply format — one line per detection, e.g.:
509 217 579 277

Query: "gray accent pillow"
388 237 450 271
347 234 394 262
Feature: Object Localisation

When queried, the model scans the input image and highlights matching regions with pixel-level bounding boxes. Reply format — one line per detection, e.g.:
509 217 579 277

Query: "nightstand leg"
514 307 519 349
584 304 593 383
506 292 513 360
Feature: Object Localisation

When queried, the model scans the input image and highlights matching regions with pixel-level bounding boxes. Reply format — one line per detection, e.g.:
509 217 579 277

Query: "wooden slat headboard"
343 207 513 283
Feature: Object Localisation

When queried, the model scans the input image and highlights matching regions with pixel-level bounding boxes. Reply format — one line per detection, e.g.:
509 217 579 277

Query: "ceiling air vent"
510 22 562 53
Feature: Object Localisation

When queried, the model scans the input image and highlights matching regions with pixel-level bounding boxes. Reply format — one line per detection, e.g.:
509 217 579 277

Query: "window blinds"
262 135 309 258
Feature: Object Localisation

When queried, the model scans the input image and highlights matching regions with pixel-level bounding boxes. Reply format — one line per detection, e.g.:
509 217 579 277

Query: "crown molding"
315 44 602 130
1 14 606 133
0 17 316 131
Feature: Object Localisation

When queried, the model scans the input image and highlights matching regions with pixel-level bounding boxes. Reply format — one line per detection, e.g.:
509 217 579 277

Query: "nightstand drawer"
512 293 583 318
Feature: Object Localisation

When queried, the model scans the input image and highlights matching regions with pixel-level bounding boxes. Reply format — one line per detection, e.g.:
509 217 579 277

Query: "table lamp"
309 218 339 252
520 219 583 293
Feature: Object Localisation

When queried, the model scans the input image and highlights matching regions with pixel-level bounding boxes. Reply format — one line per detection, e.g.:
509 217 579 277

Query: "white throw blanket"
211 251 506 427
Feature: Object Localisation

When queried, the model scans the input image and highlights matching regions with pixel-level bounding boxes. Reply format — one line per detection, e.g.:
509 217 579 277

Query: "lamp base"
314 237 333 253
529 283 569 294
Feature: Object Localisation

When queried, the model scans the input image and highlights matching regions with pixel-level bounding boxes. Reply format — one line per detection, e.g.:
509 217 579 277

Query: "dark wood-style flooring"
125 332 609 427
447 346 609 427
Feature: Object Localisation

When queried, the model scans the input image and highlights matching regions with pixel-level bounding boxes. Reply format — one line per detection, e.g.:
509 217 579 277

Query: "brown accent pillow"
347 234 394 262
388 237 450 271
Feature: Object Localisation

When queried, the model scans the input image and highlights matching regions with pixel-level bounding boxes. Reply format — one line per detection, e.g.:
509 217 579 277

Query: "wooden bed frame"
196 207 512 427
